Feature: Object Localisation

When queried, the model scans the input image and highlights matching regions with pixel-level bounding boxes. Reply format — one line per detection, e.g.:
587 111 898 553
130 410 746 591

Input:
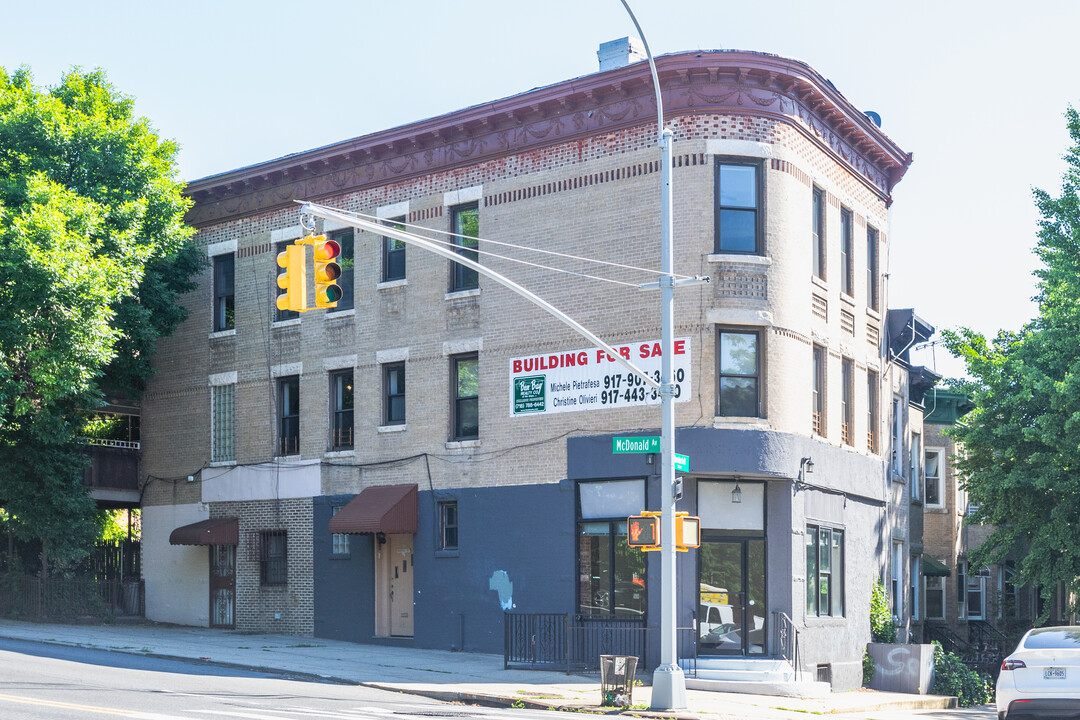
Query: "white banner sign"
509 338 692 416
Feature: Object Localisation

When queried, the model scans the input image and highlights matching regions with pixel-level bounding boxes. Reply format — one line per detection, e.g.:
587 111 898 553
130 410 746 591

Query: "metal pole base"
650 664 687 710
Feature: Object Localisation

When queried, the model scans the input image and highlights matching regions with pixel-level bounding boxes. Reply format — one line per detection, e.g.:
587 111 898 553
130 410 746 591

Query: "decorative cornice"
185 50 912 228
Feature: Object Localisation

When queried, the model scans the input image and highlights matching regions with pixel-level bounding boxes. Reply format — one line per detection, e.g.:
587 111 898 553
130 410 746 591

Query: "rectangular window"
812 345 825 436
957 561 967 616
275 241 300 322
211 383 235 463
892 396 904 475
806 525 843 616
910 555 921 621
717 329 761 417
452 354 478 439
277 375 300 456
331 506 349 556
715 159 762 254
330 370 354 451
967 567 986 620
926 575 946 620
450 203 479 291
329 229 354 311
812 187 825 279
925 448 943 506
910 432 922 501
439 501 458 550
892 542 903 618
867 370 879 453
578 522 647 618
867 225 879 311
259 530 287 586
213 253 235 332
841 358 853 446
383 362 406 425
383 216 406 282
840 207 853 296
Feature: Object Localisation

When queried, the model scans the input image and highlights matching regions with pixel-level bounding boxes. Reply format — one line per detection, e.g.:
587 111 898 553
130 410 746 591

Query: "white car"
996 625 1080 719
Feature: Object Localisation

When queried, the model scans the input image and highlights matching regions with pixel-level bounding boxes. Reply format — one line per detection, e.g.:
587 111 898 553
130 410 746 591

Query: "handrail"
772 611 800 681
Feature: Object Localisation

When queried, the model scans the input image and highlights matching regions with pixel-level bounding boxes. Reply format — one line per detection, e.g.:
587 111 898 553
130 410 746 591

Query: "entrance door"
388 534 414 637
209 544 235 629
698 538 765 655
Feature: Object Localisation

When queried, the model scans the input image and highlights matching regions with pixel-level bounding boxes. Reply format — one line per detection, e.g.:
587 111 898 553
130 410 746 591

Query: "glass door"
698 537 766 655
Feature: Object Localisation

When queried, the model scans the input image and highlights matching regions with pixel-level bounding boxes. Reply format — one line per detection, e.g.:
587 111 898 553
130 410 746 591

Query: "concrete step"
680 657 831 698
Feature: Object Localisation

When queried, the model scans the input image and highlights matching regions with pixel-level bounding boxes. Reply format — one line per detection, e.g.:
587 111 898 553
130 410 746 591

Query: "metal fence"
0 576 143 620
504 613 697 674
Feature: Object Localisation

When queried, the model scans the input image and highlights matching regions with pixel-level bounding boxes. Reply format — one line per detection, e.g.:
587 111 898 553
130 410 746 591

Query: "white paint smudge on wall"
489 570 514 610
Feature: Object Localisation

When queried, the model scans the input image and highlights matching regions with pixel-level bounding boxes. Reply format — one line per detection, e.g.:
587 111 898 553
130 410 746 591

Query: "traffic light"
312 235 342 309
676 514 701 550
627 514 660 550
276 243 307 313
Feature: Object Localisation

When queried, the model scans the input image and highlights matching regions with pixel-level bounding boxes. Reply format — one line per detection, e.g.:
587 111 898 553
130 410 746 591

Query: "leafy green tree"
944 107 1080 617
0 66 199 571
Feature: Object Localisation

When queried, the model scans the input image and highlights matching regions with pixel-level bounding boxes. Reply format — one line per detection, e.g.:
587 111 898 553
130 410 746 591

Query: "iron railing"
504 612 696 674
0 576 144 620
771 611 800 680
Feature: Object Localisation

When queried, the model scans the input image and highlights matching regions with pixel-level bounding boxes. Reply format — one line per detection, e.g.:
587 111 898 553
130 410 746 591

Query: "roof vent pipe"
597 37 646 71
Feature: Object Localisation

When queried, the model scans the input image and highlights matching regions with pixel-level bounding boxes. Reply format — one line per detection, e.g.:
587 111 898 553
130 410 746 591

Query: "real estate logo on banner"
508 338 692 416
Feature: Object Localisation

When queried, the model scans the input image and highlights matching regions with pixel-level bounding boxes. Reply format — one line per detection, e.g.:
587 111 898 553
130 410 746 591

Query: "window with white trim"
331 506 349 555
926 575 946 620
925 448 944 507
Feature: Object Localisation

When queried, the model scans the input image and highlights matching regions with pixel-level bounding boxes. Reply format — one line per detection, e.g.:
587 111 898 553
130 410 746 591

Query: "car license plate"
1044 667 1066 679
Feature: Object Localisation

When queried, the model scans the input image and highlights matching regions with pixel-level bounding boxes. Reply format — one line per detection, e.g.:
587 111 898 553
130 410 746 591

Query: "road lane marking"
0 691 191 719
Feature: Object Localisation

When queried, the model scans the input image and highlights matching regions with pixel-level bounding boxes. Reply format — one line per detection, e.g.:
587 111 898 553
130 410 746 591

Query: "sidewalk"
0 619 958 720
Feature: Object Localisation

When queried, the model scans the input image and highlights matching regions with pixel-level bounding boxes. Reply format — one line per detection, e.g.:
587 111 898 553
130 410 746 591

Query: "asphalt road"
0 638 580 720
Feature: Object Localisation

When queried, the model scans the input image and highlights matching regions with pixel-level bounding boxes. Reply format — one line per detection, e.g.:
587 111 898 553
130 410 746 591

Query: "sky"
3 0 1077 379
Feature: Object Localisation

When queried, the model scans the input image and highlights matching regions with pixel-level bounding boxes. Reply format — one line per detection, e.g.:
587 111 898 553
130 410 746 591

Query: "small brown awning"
328 483 418 535
169 517 239 546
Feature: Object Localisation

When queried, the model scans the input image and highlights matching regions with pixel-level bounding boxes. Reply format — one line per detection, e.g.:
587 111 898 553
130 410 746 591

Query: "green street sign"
612 436 661 454
674 453 689 472
513 375 546 414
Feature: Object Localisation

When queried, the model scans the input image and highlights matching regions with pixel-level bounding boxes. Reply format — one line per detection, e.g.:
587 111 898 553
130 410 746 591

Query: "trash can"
599 654 638 707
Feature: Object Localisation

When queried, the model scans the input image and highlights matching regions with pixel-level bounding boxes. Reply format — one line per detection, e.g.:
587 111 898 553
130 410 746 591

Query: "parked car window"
1024 628 1080 649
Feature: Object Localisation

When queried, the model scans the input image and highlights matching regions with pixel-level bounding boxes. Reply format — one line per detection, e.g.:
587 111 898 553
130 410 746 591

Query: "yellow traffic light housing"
627 513 660 551
312 236 343 309
276 244 307 313
676 514 701 549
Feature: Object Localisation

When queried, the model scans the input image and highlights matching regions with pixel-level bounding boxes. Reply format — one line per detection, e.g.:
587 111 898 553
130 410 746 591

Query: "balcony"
82 439 141 508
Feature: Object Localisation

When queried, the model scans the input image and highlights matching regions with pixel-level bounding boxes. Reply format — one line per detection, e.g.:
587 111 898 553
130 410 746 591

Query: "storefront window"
577 480 647 618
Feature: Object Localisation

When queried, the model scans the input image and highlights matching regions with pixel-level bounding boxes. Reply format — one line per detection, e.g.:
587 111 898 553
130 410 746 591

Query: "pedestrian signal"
627 515 660 550
676 514 701 550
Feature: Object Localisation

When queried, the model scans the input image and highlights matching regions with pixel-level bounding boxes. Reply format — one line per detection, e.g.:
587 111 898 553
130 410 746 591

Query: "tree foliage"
943 107 1080 616
0 66 199 568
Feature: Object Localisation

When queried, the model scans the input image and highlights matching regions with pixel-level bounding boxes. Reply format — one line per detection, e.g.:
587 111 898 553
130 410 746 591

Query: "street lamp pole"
619 1 686 709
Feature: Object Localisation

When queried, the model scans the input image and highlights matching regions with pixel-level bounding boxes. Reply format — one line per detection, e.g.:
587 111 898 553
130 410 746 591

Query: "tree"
944 107 1080 618
0 66 199 571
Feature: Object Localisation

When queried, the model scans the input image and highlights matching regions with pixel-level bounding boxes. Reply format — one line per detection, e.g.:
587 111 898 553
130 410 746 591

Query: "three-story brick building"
141 42 913 691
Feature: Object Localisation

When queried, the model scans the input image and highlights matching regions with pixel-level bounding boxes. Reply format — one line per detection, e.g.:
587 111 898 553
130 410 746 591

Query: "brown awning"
169 517 239 546
328 483 418 535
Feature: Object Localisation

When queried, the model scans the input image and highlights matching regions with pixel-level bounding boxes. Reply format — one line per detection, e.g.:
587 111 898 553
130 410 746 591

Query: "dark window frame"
806 524 844 617
812 186 826 280
451 353 479 440
714 157 765 255
575 481 648 620
329 369 354 451
213 253 235 332
716 327 763 418
867 225 879 311
382 216 407 282
450 202 480 292
841 357 854 446
812 344 826 436
327 228 354 312
277 375 300 457
840 207 853 297
438 500 459 551
383 362 406 426
259 530 288 586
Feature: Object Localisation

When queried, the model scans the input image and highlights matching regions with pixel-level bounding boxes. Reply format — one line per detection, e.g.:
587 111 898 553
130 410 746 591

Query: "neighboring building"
140 41 913 691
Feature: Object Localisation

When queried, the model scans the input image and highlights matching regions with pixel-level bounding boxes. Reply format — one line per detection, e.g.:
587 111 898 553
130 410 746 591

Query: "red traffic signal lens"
313 240 341 262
